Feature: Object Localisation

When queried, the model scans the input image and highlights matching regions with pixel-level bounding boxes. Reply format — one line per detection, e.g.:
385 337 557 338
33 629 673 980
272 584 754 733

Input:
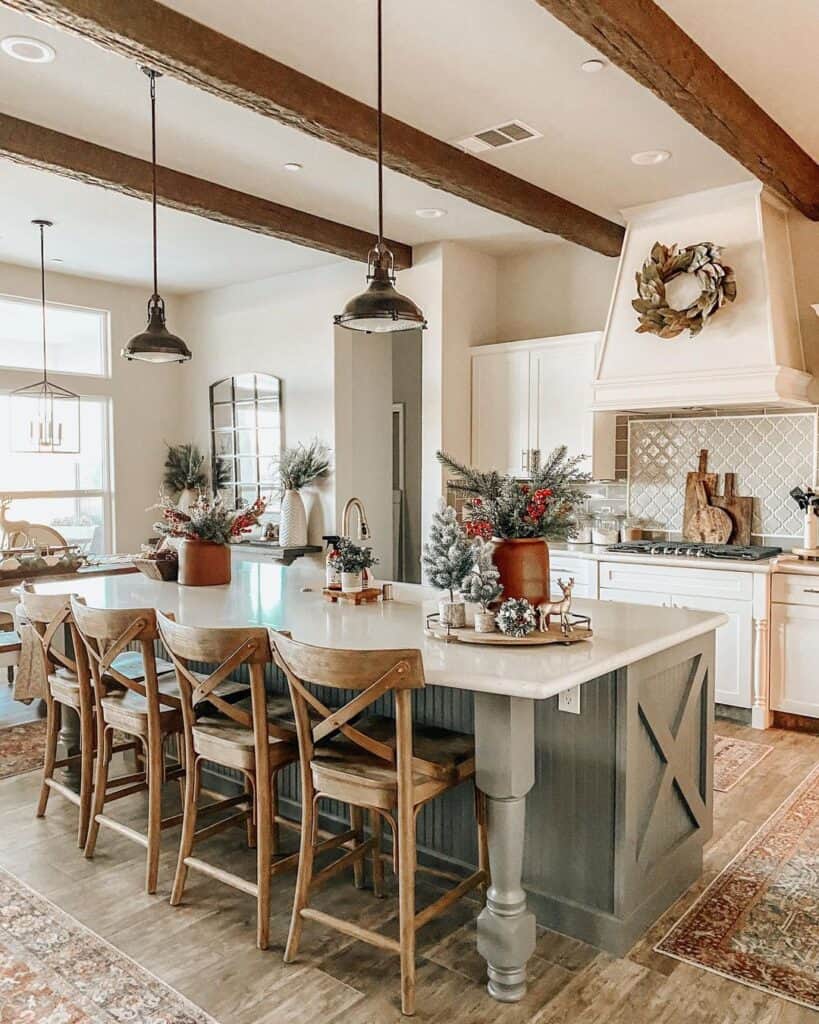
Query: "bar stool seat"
100 687 183 735
193 716 296 771
48 667 83 707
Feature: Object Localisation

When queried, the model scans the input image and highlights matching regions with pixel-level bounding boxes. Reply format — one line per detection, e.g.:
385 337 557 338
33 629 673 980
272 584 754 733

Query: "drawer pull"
804 588 819 595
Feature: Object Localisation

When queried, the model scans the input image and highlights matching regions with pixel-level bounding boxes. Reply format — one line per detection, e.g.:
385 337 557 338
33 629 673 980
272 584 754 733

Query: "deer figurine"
537 576 575 636
0 497 31 549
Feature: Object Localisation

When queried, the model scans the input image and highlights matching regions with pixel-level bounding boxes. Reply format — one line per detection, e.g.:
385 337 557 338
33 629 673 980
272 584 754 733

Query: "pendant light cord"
376 0 383 251
149 69 159 298
39 221 48 383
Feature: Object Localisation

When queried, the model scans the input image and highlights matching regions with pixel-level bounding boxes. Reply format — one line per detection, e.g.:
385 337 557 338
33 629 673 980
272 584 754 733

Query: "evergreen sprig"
422 502 474 601
437 447 589 540
163 443 208 495
278 439 331 492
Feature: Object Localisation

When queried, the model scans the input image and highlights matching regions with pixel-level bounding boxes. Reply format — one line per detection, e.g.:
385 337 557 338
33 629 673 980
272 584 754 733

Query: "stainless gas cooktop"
606 541 782 561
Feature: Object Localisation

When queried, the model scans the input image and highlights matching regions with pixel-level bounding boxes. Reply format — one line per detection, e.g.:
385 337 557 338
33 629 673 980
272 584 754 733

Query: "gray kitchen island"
32 558 725 1003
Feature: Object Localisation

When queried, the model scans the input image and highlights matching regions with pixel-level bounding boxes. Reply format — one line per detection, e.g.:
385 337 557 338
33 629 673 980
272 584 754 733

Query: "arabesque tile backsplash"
626 412 819 539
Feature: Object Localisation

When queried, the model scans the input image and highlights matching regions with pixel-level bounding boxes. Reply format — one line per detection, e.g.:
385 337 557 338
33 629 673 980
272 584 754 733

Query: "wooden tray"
425 622 593 646
322 586 382 605
133 556 179 581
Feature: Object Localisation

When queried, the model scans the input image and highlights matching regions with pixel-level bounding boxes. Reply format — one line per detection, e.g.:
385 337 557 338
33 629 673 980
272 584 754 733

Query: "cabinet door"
672 594 752 708
471 349 530 476
599 587 671 607
771 602 819 717
530 339 595 471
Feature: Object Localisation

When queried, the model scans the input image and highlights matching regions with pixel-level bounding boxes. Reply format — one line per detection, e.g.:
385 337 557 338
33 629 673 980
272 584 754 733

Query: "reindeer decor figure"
537 577 576 636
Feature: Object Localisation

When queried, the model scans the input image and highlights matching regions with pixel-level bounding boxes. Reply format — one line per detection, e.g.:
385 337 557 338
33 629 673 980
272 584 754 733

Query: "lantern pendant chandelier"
334 0 426 333
10 220 81 454
122 67 192 363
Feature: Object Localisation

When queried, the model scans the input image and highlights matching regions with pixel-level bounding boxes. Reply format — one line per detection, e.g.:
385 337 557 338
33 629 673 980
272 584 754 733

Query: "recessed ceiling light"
415 208 447 219
581 59 606 73
631 149 671 166
282 162 303 172
1 36 56 63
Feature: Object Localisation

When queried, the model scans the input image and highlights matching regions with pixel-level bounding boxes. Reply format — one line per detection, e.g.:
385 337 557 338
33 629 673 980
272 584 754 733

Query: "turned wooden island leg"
473 692 537 1003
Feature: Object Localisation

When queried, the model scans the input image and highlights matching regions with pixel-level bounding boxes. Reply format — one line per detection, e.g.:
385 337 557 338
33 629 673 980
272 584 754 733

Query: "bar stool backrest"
21 590 83 679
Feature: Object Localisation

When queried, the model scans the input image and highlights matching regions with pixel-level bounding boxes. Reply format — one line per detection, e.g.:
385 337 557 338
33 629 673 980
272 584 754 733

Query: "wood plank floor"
0 719 817 1022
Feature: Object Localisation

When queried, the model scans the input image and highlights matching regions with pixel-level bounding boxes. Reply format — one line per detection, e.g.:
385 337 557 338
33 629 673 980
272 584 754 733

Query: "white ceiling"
0 161 338 292
0 0 805 292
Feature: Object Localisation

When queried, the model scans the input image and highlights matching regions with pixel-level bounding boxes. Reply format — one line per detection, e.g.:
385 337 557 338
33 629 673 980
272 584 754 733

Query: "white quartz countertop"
31 560 727 702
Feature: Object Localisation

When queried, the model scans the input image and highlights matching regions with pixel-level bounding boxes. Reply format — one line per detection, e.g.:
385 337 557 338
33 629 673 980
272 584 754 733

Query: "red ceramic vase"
178 539 232 586
491 538 550 607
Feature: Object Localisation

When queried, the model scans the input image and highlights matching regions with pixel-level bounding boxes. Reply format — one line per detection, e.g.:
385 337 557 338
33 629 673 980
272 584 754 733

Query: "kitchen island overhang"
29 559 726 1003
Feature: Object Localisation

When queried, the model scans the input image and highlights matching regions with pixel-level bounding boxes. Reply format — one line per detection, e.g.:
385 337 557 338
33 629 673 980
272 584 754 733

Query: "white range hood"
593 181 815 411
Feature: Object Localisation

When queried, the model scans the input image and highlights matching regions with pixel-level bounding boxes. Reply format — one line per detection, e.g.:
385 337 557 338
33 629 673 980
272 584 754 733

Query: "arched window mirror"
209 373 281 511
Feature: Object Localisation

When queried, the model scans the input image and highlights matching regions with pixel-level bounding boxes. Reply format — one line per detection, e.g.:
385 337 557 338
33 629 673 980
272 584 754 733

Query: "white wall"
177 260 364 545
0 261 184 551
496 242 617 342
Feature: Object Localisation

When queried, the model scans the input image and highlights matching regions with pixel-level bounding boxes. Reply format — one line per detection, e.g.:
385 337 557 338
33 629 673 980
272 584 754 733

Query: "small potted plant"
152 493 266 586
277 439 331 548
163 443 209 511
461 538 503 633
335 537 378 593
422 502 474 628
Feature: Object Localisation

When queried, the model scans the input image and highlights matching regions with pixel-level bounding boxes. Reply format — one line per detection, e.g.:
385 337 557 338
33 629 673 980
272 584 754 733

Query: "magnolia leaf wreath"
632 241 737 339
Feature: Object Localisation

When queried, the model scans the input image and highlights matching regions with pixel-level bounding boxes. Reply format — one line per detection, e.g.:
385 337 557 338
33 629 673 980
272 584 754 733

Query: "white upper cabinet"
471 333 615 480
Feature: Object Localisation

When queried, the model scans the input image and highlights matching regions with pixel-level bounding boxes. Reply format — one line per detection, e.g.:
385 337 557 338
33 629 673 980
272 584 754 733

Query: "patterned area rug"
0 719 46 781
713 734 773 792
0 866 217 1023
656 764 819 1010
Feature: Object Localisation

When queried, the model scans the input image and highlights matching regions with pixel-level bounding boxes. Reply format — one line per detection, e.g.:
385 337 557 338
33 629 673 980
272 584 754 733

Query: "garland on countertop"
633 241 736 339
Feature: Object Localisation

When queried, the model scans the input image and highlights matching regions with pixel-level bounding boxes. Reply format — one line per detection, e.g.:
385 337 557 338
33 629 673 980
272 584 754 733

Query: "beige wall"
496 242 617 343
0 261 183 551
177 260 364 545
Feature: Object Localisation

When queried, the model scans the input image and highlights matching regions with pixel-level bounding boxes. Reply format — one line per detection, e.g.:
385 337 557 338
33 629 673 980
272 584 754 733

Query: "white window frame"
0 292 111 379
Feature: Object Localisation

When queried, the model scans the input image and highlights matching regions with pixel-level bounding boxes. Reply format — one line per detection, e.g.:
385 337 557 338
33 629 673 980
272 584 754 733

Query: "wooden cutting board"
689 481 733 544
682 449 718 541
712 472 753 546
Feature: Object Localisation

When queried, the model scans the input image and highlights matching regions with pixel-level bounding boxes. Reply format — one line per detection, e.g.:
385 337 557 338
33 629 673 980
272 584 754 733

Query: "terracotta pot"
491 538 550 607
178 539 231 586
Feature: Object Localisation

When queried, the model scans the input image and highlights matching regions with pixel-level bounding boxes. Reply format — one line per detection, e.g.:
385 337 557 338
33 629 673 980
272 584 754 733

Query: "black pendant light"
10 220 81 453
122 67 192 363
335 0 426 333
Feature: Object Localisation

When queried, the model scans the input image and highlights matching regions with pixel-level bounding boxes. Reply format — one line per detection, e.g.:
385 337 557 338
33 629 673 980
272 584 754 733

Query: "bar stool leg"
371 809 385 898
255 766 272 951
351 804 365 889
397 799 417 1017
475 786 490 899
146 730 164 894
171 757 201 906
36 699 60 819
244 774 256 849
284 792 317 963
84 724 113 859
77 704 95 848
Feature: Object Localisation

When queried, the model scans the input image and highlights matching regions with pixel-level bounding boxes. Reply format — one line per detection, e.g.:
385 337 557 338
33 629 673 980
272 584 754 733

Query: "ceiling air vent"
454 120 542 154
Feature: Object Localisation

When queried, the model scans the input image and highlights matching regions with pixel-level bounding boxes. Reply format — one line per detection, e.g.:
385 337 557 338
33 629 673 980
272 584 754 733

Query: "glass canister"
620 517 644 542
567 513 593 545
592 512 620 545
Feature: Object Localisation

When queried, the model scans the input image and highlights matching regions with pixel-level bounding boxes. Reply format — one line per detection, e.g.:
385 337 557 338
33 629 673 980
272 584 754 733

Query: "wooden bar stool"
71 600 190 894
156 613 305 949
0 612 21 684
22 591 98 847
271 633 489 1017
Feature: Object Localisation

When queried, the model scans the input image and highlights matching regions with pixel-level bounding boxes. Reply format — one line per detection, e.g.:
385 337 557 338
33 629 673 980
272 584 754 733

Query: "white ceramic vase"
341 570 363 593
177 487 198 512
279 489 308 548
439 598 466 628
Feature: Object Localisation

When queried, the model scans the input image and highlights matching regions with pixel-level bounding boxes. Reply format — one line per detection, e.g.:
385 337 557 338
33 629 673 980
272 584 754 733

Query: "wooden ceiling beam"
0 0 625 256
0 112 413 268
533 0 819 220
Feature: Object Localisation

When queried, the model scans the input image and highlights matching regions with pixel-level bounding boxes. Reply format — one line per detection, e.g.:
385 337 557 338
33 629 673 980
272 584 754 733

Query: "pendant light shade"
10 220 81 454
123 67 191 363
335 0 426 334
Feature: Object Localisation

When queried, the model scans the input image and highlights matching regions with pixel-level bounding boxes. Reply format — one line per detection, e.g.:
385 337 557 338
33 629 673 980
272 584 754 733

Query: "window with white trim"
0 293 109 377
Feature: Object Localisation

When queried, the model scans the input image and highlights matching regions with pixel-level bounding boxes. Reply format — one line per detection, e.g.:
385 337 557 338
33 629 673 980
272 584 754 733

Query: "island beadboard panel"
628 412 818 538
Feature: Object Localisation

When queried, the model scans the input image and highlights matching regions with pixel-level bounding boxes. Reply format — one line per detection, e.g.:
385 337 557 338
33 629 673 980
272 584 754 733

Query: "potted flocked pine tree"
422 502 474 628
461 538 503 632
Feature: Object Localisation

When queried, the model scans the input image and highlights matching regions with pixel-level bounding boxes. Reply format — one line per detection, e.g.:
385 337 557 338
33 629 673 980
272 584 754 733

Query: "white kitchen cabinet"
672 594 752 711
771 576 819 718
550 552 596 599
471 334 615 479
599 560 757 709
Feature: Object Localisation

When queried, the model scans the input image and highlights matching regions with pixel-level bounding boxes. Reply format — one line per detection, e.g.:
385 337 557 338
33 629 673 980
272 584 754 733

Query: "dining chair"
156 613 303 949
70 600 189 894
271 632 489 1017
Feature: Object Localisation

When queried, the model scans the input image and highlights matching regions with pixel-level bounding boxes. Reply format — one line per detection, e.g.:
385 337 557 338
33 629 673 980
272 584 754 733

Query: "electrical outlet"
558 685 581 715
